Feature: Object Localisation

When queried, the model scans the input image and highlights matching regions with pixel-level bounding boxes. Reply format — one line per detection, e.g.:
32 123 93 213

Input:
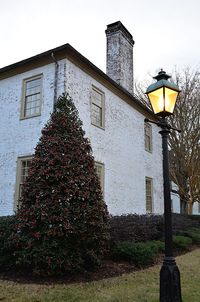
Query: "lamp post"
145 70 182 302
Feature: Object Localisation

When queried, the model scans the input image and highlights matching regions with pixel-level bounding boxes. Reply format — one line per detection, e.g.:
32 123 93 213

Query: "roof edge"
0 43 154 117
0 43 71 74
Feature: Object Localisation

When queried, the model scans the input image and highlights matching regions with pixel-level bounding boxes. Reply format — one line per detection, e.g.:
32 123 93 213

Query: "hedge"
173 235 192 251
111 235 195 265
187 215 200 224
110 213 200 245
179 229 200 244
172 214 200 234
110 214 163 245
111 240 165 266
0 213 199 273
0 216 15 269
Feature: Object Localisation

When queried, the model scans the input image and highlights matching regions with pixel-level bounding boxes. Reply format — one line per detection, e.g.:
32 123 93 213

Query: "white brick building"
0 21 165 216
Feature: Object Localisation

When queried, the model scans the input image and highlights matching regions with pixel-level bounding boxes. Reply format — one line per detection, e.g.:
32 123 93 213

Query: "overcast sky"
0 0 199 83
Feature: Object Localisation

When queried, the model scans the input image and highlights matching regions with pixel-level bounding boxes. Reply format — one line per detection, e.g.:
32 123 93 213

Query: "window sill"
91 122 105 130
20 113 41 120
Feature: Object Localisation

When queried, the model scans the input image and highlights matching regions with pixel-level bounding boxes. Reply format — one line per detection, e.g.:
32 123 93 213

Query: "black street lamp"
145 70 182 302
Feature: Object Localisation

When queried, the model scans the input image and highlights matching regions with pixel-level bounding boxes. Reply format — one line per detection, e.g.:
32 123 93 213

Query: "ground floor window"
94 162 105 194
145 177 153 213
15 156 33 209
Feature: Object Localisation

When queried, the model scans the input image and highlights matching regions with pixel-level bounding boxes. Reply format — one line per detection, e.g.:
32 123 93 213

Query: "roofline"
0 43 71 75
0 43 154 117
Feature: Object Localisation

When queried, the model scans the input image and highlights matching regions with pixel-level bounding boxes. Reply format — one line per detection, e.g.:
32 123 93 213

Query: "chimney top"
106 21 134 46
105 21 134 93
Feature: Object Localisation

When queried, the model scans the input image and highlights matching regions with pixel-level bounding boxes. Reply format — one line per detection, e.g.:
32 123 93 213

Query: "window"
91 86 105 128
94 162 105 193
21 75 42 119
15 156 32 209
144 123 152 152
146 177 153 213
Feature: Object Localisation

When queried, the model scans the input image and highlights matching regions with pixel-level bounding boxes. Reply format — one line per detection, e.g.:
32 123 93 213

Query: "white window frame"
20 74 43 119
91 85 105 129
144 122 152 153
14 155 33 210
94 161 105 195
145 177 153 213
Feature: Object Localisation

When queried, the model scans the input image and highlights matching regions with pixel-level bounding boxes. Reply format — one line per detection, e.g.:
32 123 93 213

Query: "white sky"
0 0 199 83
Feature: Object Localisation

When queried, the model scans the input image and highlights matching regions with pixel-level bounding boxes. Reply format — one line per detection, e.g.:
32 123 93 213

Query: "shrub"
0 216 15 269
10 93 110 276
181 229 200 244
172 214 200 234
110 214 164 245
109 213 200 246
173 235 192 250
187 215 200 224
147 240 165 254
111 241 162 266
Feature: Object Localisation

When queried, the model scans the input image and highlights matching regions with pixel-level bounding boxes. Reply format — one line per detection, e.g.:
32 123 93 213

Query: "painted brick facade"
65 59 164 214
0 55 165 216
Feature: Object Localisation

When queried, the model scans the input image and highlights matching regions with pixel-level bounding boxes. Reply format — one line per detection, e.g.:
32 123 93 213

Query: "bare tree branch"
136 68 200 214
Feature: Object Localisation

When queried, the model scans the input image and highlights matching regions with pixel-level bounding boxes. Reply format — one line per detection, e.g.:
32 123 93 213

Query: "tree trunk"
187 202 193 215
180 198 187 215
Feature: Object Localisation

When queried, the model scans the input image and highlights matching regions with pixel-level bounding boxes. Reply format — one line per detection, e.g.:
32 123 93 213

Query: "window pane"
19 184 24 198
94 162 104 192
91 87 104 128
145 136 151 151
95 165 102 180
146 178 153 213
144 123 152 152
21 159 31 182
26 78 41 90
23 77 41 117
91 103 102 127
92 89 102 106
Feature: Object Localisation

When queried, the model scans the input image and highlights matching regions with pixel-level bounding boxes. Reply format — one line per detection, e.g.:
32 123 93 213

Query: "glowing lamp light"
146 70 180 117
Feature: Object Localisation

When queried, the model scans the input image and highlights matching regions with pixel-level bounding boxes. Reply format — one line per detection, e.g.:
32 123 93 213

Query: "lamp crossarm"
144 118 181 133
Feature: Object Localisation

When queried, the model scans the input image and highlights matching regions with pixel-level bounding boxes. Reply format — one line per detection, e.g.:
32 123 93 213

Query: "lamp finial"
154 69 171 81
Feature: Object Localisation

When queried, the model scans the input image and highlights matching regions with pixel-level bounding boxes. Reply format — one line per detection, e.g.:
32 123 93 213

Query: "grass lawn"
0 249 200 302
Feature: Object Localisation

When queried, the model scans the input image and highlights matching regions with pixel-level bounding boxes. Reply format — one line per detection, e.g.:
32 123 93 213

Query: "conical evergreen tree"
12 93 109 275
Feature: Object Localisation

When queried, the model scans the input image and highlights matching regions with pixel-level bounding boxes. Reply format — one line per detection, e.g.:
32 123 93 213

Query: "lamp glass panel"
147 87 164 114
164 87 178 114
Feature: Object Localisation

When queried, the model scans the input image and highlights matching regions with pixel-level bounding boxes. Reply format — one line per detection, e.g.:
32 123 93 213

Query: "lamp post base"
160 257 182 302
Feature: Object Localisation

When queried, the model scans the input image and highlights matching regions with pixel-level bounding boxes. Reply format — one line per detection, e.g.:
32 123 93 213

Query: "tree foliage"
11 93 110 275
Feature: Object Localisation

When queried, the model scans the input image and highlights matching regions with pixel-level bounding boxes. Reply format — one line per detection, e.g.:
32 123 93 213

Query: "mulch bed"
0 260 138 285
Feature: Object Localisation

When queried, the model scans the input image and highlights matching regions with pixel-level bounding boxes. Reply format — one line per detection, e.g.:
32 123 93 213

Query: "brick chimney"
105 21 134 94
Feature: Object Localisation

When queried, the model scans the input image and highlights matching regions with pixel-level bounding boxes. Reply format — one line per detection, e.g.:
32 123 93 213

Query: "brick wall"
0 58 164 216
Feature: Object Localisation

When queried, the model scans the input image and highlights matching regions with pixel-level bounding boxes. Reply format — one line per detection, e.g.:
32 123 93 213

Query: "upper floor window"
94 161 105 194
21 75 42 119
15 156 33 209
145 177 153 213
91 86 105 128
144 122 152 152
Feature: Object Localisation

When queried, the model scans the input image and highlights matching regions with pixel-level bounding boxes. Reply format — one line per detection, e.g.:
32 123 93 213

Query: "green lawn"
0 249 200 302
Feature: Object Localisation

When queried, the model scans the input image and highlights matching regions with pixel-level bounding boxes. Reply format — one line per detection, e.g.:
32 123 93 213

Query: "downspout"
51 52 59 109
